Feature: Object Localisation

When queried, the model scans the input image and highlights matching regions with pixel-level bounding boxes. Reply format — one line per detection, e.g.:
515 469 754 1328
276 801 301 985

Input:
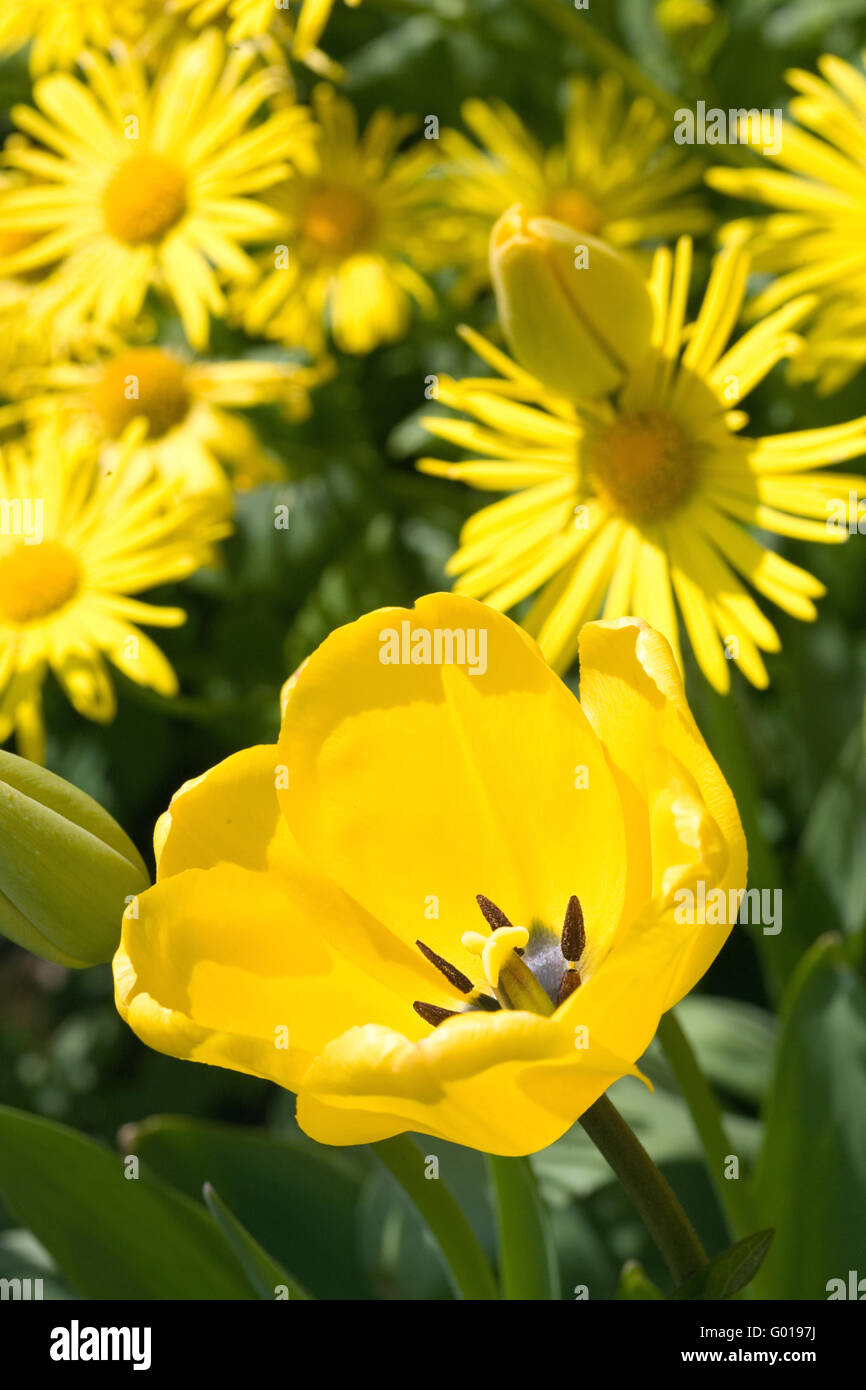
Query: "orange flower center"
543 187 603 236
588 411 700 522
92 348 191 439
299 185 375 257
103 153 187 245
0 540 81 624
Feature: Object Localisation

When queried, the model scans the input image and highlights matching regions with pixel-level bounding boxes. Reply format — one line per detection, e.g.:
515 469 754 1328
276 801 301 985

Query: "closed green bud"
0 751 150 967
489 203 654 400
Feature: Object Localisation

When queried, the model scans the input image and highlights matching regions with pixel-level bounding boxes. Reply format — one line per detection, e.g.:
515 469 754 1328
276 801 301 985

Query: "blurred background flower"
443 72 711 295
0 412 228 761
238 84 452 355
709 52 866 395
0 31 315 350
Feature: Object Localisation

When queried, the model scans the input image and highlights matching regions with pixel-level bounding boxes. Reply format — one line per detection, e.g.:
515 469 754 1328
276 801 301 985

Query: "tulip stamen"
413 1001 458 1027
413 893 588 1028
416 939 474 994
560 894 585 961
557 968 581 1005
557 895 586 1005
475 893 512 931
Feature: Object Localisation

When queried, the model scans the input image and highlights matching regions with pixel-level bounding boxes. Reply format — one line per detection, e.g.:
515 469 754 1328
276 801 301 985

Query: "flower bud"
489 203 654 400
0 751 150 967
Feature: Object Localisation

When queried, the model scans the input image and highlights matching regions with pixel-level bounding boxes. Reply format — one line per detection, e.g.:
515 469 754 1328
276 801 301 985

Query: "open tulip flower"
114 594 746 1157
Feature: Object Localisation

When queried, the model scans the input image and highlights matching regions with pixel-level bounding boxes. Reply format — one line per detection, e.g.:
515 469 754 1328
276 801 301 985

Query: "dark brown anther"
561 894 585 962
476 894 513 932
557 968 581 1005
416 940 473 994
413 1001 458 1027
472 993 501 1012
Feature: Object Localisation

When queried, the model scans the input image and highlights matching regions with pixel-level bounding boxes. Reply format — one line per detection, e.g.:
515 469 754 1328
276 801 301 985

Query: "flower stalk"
579 1093 707 1285
487 1155 558 1300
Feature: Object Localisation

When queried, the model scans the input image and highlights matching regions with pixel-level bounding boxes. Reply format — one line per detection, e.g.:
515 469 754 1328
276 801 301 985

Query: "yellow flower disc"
588 411 700 522
103 154 187 245
299 185 376 257
0 540 80 623
543 187 602 235
92 349 191 439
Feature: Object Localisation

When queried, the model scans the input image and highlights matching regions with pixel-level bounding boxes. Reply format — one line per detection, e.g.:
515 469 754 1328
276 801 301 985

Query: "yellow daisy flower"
707 54 866 394
168 0 360 64
239 85 446 356
114 594 746 1156
0 31 316 351
7 344 332 510
443 73 711 291
420 235 866 692
0 0 160 73
0 412 229 763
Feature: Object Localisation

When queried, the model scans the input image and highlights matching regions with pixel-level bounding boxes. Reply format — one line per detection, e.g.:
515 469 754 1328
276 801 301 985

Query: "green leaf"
799 717 866 936
751 934 866 1298
0 1232 76 1301
125 1114 370 1299
670 1229 774 1300
203 1184 309 1301
0 1106 255 1299
618 1259 664 1300
358 1138 495 1300
673 996 776 1104
375 1135 499 1301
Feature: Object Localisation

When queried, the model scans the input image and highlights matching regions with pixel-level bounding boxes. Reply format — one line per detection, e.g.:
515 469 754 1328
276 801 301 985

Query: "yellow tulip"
114 595 746 1156
489 203 655 400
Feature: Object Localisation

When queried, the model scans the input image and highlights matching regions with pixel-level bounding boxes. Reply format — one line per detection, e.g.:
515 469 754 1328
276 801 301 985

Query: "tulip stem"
374 1135 498 1300
487 1155 559 1300
657 1010 756 1240
579 1094 707 1285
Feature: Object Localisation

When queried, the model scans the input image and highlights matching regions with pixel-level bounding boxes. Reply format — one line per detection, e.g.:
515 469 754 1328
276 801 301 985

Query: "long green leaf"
0 1106 255 1300
375 1135 498 1300
126 1115 369 1299
203 1184 310 1301
751 935 866 1297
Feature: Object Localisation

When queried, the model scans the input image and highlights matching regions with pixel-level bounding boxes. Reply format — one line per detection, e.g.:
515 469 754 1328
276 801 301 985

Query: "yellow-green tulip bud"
0 751 149 967
489 204 655 400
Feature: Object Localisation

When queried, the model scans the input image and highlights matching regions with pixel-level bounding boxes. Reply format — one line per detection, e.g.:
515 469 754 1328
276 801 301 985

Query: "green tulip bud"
489 203 655 400
0 751 150 967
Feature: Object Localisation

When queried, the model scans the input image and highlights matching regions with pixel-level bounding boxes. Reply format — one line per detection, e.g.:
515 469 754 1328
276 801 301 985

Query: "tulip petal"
114 862 427 1091
576 617 747 1012
277 593 629 988
154 743 294 880
296 1008 647 1155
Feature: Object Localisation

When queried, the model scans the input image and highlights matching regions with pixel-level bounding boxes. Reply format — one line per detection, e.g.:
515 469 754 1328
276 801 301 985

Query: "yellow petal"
296 1008 646 1155
577 617 747 978
113 862 423 1091
277 593 629 984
